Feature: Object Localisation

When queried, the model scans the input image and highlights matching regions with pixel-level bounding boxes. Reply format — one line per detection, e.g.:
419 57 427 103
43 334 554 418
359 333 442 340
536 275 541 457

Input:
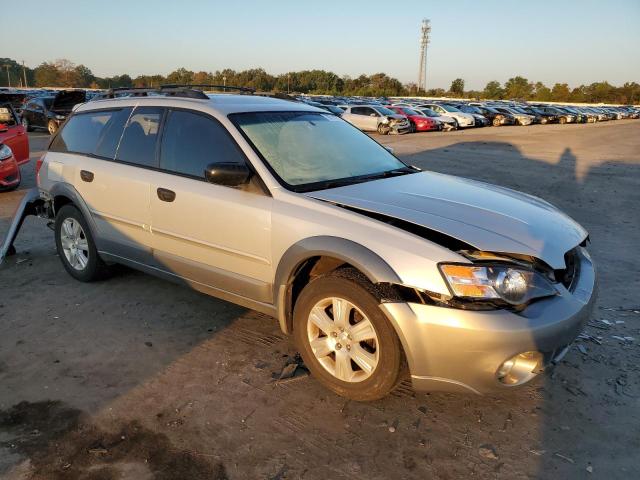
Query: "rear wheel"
540 117 548 125
293 271 404 401
559 116 567 125
55 205 108 282
47 120 58 135
492 117 501 127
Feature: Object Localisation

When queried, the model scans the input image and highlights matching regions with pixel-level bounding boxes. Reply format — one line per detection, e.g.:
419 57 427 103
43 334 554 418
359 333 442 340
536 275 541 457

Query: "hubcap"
307 297 379 383
60 218 89 270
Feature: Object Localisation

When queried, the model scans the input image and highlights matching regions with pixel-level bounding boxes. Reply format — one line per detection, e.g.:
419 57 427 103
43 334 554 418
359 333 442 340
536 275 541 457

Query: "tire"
293 270 404 401
377 123 390 135
559 117 567 125
540 118 548 125
21 117 33 132
409 121 416 133
55 205 108 282
492 117 501 127
47 120 59 135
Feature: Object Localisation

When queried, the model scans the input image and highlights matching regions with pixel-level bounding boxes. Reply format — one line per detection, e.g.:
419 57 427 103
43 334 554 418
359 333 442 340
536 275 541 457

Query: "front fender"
273 236 402 333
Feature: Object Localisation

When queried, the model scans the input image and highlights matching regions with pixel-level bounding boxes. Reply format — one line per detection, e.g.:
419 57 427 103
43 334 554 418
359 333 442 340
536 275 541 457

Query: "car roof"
75 94 324 116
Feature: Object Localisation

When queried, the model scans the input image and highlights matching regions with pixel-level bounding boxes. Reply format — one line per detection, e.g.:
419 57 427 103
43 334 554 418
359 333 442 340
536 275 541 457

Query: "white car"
417 103 475 128
495 107 535 126
413 107 458 130
340 105 411 135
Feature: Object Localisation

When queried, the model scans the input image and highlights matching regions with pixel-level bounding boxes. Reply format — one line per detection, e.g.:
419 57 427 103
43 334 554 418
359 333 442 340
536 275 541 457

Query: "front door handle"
157 188 176 202
80 170 94 182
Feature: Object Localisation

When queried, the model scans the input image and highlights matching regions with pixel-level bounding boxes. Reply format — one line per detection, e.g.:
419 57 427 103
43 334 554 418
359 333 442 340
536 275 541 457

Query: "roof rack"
99 84 255 100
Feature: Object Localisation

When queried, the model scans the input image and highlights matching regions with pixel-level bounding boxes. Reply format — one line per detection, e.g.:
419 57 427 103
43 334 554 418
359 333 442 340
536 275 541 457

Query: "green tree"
504 76 533 100
483 81 504 99
166 68 194 85
34 62 61 87
533 82 552 101
74 64 95 87
551 83 570 102
449 78 465 97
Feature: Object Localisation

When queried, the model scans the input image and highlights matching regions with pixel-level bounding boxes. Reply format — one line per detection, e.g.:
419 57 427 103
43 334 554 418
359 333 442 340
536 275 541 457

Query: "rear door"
148 109 273 302
49 106 158 263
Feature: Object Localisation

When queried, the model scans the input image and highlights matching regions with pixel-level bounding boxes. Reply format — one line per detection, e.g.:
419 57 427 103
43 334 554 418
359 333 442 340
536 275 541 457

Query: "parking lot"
1 121 639 479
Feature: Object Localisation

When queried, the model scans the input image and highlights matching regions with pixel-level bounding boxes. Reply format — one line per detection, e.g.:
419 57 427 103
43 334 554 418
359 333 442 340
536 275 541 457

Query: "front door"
148 109 273 303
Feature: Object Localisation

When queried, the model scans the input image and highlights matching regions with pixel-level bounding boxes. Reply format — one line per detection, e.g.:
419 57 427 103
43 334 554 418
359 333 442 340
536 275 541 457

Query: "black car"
511 106 543 124
470 104 516 126
452 104 490 127
526 106 558 124
21 90 86 135
532 105 575 124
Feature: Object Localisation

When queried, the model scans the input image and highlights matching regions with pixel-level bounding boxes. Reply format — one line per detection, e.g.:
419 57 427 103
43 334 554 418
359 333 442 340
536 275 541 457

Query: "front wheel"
559 117 567 125
21 117 33 132
47 120 59 135
492 117 501 127
293 270 404 401
377 123 391 135
55 205 108 282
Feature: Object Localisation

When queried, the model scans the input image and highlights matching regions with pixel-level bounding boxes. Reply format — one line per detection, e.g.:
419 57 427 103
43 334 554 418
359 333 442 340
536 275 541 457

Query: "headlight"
55 114 65 120
0 144 13 161
439 264 557 305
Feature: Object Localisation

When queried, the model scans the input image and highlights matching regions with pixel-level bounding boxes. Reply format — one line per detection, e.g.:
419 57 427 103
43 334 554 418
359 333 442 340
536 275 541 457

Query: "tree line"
1 57 638 104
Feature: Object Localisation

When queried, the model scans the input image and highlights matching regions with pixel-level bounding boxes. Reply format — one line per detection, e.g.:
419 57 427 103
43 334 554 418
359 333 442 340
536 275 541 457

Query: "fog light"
496 351 543 386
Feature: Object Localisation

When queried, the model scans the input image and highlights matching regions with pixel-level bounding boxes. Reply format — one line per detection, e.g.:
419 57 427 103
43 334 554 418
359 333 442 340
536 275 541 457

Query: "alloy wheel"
60 218 89 270
306 296 380 383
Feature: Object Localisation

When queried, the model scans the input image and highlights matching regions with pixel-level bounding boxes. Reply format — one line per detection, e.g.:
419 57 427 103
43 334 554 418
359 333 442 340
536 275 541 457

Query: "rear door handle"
80 170 94 182
157 188 176 202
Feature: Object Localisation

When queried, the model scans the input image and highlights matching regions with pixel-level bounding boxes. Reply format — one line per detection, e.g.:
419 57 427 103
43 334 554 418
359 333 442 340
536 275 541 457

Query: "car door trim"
151 226 271 265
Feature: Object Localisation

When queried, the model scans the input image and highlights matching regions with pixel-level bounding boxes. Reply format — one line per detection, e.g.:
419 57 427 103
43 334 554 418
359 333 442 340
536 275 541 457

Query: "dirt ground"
1 122 639 479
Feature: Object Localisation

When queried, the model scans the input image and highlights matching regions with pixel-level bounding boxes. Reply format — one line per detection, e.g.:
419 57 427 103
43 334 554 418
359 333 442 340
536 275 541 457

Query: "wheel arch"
273 236 402 334
49 183 102 250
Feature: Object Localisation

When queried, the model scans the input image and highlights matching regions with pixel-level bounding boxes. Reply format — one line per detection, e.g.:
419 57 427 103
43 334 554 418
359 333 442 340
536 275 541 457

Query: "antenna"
418 19 431 92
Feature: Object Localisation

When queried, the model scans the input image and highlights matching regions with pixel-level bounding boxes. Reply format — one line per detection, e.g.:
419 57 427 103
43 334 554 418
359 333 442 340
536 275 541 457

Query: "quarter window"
159 110 246 179
115 107 162 167
50 110 122 155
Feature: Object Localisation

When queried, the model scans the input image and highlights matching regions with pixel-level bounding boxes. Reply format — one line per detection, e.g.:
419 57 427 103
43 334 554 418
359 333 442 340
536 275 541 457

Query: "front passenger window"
159 110 247 180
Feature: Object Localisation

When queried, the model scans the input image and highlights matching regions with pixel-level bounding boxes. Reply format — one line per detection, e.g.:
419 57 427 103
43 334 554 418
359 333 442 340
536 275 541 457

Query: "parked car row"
297 94 640 135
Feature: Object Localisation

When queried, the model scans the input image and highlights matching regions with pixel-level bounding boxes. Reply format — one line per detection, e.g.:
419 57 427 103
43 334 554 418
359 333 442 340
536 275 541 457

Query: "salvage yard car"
3 85 596 401
21 90 86 135
340 104 411 135
0 102 30 190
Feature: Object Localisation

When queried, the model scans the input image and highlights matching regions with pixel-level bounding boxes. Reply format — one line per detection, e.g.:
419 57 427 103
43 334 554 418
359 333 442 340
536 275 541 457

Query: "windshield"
232 111 410 191
440 104 461 112
419 108 439 117
401 107 420 116
372 106 396 116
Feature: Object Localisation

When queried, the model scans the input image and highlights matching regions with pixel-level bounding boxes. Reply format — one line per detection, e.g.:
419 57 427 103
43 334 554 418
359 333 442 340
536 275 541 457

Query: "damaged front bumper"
0 188 47 264
380 248 596 394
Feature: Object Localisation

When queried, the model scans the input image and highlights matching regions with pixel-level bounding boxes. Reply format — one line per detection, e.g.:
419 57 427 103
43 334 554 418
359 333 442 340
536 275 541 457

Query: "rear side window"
159 110 246 179
50 110 121 155
115 107 163 167
94 108 132 158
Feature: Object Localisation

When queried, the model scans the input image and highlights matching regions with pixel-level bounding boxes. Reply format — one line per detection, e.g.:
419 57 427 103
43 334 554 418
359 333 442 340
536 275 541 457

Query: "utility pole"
22 60 28 88
418 19 431 93
2 64 11 88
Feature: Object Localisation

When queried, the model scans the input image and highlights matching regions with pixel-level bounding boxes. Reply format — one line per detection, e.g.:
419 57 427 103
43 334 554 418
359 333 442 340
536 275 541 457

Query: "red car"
0 101 30 191
386 106 442 132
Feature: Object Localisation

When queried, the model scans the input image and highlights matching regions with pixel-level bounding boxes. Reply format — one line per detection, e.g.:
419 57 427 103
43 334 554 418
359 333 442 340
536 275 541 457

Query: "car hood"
51 90 86 113
306 171 587 269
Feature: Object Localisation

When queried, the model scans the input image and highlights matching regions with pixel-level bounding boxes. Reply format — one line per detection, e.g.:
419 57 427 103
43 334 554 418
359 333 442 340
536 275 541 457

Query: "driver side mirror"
0 123 8 133
204 162 252 187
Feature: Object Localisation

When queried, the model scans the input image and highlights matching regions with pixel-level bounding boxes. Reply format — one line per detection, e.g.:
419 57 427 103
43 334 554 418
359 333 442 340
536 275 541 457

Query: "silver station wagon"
3 85 596 401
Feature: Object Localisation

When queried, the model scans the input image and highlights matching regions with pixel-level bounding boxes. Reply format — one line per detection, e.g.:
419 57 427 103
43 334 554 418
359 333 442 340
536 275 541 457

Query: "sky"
2 0 639 89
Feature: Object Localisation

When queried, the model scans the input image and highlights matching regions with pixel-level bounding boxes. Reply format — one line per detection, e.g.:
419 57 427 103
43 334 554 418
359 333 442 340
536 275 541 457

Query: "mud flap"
0 188 44 265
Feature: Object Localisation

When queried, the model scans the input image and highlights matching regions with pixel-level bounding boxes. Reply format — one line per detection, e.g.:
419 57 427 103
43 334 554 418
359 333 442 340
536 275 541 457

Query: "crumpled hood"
51 90 86 113
306 171 587 269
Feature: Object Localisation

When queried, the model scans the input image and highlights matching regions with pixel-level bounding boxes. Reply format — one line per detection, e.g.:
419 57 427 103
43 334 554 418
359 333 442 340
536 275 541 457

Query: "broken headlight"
439 264 557 305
